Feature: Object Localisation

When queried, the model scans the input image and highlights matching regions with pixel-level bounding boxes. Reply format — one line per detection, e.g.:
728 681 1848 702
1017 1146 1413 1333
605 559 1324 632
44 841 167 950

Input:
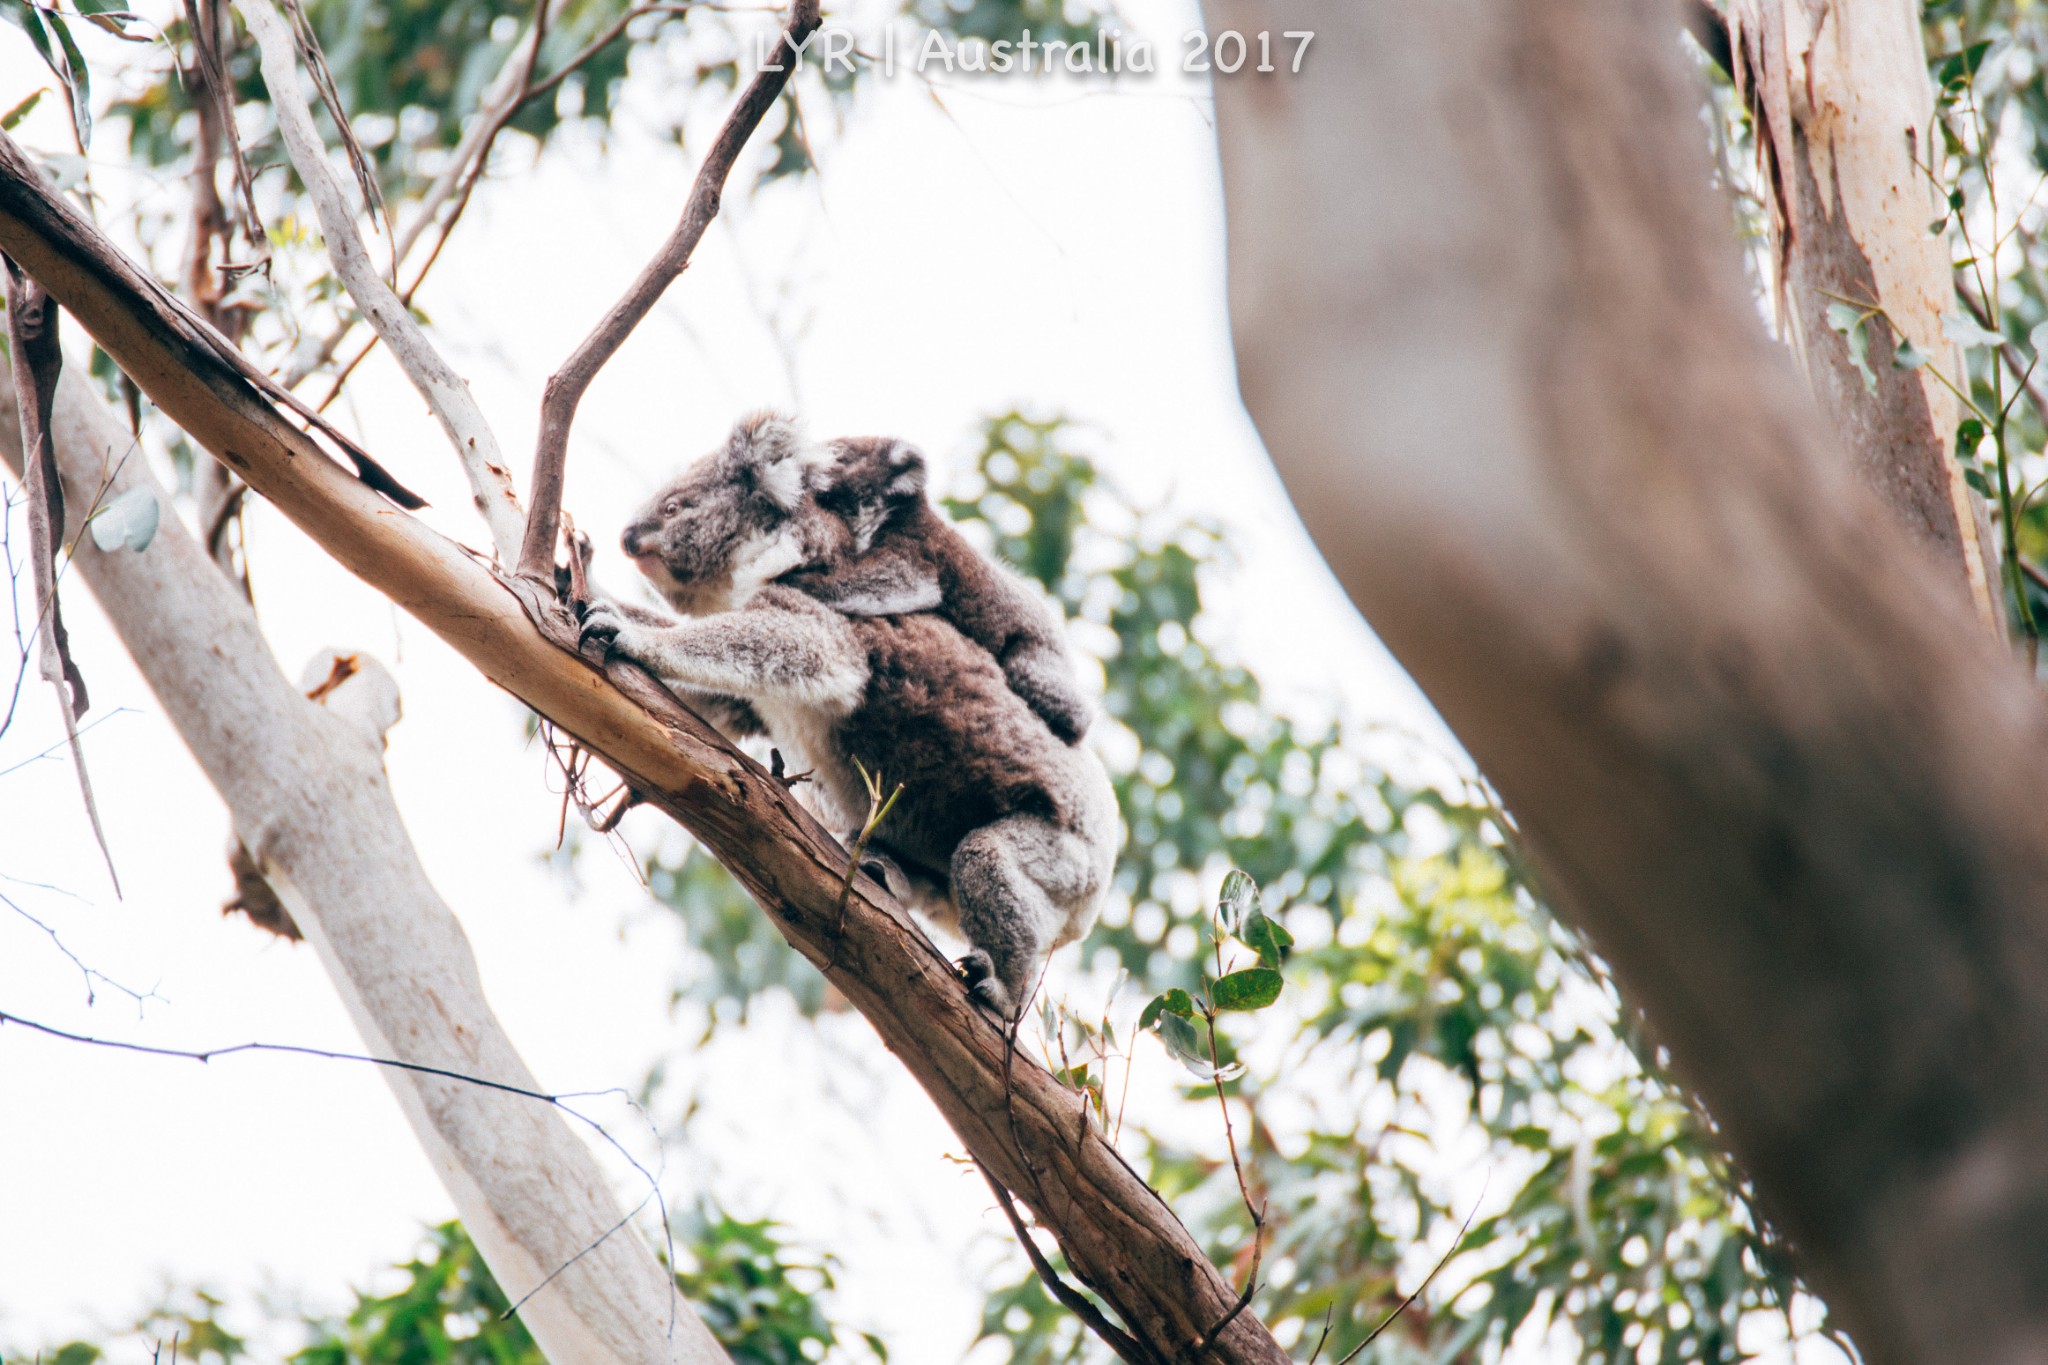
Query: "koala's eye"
663 498 681 517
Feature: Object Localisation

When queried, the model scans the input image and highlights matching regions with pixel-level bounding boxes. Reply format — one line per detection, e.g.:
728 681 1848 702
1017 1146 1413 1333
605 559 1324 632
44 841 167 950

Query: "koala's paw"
958 950 1014 1017
576 600 625 655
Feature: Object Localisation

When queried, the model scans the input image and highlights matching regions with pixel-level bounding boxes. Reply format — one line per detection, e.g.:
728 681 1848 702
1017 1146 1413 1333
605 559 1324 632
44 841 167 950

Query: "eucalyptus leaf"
1210 966 1283 1012
0 88 42 131
1240 907 1295 968
1155 1010 1214 1076
1894 338 1929 371
1139 987 1196 1032
88 486 159 553
1217 868 1258 934
1943 312 2006 350
1824 301 1866 334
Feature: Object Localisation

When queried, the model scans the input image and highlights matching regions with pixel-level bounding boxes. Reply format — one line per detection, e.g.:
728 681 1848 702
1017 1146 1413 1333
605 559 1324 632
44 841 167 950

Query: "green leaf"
1 87 42 130
1965 466 1994 497
41 9 91 149
1210 967 1283 1012
1217 868 1258 933
1894 338 1929 371
1959 416 1986 448
1139 987 1196 1031
1943 312 2005 350
1824 301 1866 334
1240 907 1294 967
88 486 158 553
1155 1010 1219 1076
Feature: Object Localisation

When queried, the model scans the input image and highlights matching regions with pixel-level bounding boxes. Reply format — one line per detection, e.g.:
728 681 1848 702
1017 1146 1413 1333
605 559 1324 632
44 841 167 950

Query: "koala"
784 437 1093 745
582 413 1121 1018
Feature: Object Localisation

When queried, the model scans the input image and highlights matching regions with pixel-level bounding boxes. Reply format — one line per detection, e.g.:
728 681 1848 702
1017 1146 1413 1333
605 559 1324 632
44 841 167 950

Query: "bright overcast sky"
0 1 1501 1359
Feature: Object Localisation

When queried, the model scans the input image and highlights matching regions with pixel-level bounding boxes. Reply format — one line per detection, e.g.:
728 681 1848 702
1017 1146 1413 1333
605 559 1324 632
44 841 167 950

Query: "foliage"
641 412 1828 1361
7 1214 865 1365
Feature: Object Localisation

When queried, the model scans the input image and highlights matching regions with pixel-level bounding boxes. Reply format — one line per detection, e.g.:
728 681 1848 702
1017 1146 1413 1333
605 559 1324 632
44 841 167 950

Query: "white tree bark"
0 362 728 1365
1210 2 2048 1362
1723 0 2002 628
239 0 527 561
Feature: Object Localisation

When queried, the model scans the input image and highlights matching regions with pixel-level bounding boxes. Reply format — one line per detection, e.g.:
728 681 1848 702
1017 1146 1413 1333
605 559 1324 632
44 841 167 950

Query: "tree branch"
0 125 1288 1365
238 0 526 560
515 0 822 580
0 356 729 1365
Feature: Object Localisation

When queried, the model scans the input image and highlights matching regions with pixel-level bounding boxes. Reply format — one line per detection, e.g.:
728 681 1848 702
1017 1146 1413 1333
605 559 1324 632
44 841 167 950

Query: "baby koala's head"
812 436 930 554
621 411 843 614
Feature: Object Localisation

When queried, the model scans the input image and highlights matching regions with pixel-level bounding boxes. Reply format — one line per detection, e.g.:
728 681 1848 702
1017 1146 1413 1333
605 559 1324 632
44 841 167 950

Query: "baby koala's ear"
728 409 809 510
876 440 928 504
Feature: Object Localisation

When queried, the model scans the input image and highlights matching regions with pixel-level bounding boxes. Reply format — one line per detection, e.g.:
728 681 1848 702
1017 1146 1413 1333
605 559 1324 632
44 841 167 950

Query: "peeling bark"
1723 0 2002 629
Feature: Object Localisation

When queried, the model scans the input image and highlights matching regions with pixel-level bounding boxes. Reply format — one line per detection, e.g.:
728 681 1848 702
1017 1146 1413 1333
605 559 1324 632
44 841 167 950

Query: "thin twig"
0 1005 681 1330
239 0 527 560
1331 1179 1489 1365
826 760 901 972
981 1168 1155 1365
517 0 823 580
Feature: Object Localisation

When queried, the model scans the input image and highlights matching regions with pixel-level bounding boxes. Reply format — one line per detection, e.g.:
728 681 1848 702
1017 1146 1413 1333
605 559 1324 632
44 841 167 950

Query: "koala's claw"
958 950 1014 1017
577 602 623 654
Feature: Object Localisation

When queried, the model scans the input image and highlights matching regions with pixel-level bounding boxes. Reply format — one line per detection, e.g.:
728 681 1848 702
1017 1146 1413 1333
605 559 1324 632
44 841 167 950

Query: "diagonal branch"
515 0 822 580
238 0 526 560
0 124 1290 1365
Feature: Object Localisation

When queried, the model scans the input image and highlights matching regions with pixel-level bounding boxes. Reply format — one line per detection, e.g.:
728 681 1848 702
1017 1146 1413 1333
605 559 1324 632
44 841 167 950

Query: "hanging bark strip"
515 0 824 580
3 254 115 893
0 130 1291 1365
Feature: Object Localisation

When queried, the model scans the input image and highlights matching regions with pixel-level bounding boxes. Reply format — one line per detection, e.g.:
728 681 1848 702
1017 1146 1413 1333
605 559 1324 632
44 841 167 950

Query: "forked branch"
239 0 526 560
515 0 823 579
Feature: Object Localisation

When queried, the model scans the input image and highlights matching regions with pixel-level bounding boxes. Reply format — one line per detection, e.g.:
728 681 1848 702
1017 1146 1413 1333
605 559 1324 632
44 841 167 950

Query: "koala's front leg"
580 596 869 713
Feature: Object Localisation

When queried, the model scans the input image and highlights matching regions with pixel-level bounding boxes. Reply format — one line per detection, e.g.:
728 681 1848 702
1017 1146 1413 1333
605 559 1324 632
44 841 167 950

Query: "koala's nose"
621 524 646 557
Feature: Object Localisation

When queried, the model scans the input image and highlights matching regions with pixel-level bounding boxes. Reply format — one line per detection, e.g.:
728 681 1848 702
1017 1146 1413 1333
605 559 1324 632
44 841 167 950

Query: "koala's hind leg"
950 815 1097 1019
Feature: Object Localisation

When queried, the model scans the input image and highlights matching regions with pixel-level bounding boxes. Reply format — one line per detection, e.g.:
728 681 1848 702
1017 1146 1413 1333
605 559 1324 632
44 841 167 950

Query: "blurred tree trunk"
0 362 728 1365
1719 0 2003 631
1211 2 2048 1363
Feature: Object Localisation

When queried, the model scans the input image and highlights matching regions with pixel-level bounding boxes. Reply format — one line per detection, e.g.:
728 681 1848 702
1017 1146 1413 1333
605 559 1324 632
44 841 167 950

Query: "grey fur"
789 436 1094 745
585 413 1120 1016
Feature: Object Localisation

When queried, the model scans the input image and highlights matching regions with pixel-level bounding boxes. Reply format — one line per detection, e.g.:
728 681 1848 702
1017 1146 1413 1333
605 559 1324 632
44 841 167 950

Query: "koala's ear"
728 410 808 510
878 441 929 503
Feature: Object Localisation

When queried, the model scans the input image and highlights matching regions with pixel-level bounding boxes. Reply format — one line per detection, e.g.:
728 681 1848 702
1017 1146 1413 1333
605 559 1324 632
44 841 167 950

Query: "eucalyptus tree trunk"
0 363 728 1365
1721 0 2002 629
1210 2 2048 1363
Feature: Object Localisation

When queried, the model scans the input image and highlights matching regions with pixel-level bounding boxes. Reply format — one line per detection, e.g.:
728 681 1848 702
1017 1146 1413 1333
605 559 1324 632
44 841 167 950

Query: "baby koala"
582 413 1120 1017
785 437 1092 745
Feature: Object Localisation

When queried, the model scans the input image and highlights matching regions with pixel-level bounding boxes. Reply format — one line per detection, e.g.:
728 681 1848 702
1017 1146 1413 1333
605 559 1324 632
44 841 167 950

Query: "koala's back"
834 612 1088 880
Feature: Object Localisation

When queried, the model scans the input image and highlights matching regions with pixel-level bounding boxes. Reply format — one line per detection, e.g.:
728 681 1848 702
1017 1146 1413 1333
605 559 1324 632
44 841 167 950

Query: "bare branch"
515 0 822 580
238 0 526 560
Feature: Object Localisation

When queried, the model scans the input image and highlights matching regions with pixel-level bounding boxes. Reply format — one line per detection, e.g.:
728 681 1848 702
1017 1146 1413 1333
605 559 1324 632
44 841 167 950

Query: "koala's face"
622 412 834 614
